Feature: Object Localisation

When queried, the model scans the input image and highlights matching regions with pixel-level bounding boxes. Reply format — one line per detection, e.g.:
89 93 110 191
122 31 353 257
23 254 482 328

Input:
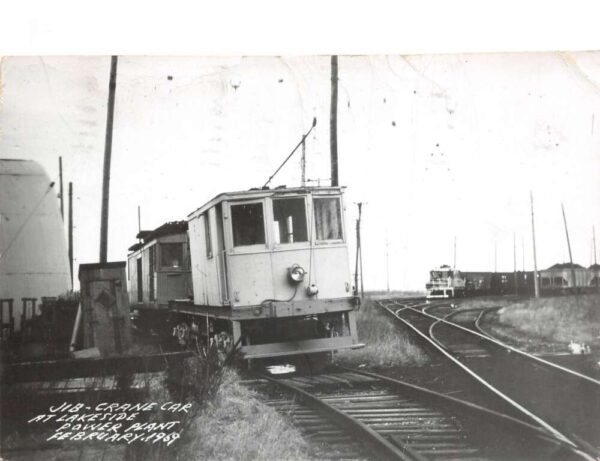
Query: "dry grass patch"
336 299 428 367
457 296 520 310
177 368 310 461
496 294 600 344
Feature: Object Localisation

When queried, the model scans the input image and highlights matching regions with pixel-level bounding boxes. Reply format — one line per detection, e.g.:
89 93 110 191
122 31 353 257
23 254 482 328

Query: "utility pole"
68 182 73 288
99 55 118 263
494 239 497 273
137 205 143 248
59 156 64 220
530 191 540 298
354 202 365 299
330 55 339 187
522 236 525 272
513 232 518 296
385 229 390 293
453 236 457 269
594 225 599 291
594 225 597 266
561 204 578 293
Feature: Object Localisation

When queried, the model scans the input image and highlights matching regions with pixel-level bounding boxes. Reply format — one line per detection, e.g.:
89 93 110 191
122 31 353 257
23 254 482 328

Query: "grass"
177 368 310 461
457 295 521 310
129 348 310 461
495 294 600 344
336 298 428 367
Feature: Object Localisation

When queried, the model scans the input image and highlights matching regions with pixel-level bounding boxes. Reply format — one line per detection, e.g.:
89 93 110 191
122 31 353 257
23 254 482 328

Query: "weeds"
129 339 310 461
496 294 600 344
177 368 310 461
336 299 428 367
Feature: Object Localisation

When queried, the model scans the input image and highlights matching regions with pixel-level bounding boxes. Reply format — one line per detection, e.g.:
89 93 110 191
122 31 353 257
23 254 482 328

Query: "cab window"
161 243 184 268
231 203 265 246
314 197 343 241
273 198 308 244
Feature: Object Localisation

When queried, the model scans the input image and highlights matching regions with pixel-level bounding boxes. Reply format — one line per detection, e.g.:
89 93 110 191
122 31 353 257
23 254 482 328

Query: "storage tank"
0 159 71 333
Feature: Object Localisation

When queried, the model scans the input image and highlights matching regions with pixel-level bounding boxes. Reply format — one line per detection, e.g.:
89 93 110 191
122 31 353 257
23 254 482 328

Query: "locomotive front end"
186 186 362 359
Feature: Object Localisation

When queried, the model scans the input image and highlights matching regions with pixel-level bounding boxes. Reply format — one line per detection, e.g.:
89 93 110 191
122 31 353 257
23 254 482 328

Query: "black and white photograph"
1 4 600 460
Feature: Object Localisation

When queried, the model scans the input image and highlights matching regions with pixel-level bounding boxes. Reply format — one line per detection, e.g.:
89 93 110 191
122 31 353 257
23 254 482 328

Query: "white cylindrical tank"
0 159 71 332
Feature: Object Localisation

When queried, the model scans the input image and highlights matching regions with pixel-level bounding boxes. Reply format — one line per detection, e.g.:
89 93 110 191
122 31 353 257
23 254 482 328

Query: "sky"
1 53 600 290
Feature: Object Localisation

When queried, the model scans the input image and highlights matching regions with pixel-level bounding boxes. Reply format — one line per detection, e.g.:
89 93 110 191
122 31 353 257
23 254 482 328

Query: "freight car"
128 186 362 359
426 263 600 298
427 268 535 298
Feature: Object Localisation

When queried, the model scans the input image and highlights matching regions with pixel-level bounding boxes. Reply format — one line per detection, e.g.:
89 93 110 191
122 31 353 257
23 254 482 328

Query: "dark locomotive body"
427 263 600 298
127 221 193 332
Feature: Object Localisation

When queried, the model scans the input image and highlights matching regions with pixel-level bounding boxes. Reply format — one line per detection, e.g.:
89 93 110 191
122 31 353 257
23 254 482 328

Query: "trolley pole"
99 55 118 263
330 55 339 187
530 191 540 298
301 139 306 187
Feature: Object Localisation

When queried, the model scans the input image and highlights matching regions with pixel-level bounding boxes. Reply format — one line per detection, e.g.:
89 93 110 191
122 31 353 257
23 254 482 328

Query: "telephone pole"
594 225 599 291
453 236 457 270
522 236 525 272
385 229 390 293
99 55 118 263
561 204 578 293
494 239 497 273
530 191 540 298
593 225 597 266
59 156 64 220
330 55 339 187
513 232 518 296
68 182 73 288
354 202 365 299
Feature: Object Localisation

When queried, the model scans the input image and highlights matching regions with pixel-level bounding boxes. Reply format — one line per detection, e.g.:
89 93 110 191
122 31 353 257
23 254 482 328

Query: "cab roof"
188 185 345 220
128 221 188 252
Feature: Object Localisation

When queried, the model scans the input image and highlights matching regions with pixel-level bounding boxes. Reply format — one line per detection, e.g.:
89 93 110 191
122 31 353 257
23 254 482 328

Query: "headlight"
287 264 306 284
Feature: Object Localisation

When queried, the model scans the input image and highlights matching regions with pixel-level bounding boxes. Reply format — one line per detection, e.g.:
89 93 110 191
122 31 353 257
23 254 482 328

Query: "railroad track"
246 368 589 460
379 298 600 458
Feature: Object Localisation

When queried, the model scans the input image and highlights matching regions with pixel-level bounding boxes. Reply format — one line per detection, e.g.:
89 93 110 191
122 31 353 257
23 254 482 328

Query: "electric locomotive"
127 185 362 359
425 265 466 299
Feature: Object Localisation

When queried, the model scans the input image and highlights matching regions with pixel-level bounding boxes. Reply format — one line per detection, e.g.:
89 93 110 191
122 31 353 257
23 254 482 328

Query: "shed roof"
546 262 585 270
128 221 188 252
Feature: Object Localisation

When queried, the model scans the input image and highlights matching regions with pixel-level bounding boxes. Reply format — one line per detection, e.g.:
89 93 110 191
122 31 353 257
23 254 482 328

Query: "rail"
378 300 587 453
250 368 591 460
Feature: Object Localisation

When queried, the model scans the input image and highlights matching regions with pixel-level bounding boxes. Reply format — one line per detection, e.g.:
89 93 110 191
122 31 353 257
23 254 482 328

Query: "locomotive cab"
426 265 465 299
182 186 362 359
127 221 192 332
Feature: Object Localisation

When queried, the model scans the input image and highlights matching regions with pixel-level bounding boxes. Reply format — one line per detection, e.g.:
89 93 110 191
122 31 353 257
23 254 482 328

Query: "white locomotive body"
128 186 362 359
425 265 466 299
